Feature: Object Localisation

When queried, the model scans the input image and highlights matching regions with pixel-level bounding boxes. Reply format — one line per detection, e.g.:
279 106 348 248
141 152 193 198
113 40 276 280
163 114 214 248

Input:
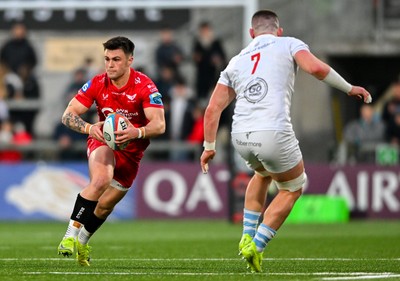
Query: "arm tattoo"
62 112 87 133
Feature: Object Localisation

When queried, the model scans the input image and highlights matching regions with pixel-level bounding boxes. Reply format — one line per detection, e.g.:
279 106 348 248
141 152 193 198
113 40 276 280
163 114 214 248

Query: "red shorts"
87 138 144 190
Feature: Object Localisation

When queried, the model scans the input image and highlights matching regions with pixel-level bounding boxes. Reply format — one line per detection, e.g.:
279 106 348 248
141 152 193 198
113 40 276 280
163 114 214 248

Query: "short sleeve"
75 79 95 108
141 81 164 108
218 69 231 87
289 37 309 57
218 54 239 88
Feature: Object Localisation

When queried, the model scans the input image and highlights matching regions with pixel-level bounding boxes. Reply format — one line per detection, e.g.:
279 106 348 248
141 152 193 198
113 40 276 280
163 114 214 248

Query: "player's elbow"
155 120 166 136
308 63 330 80
296 51 330 80
61 111 69 126
160 122 166 135
205 103 222 118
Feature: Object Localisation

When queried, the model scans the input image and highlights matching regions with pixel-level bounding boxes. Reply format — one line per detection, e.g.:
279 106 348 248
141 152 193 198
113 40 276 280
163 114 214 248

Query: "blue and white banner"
0 163 135 221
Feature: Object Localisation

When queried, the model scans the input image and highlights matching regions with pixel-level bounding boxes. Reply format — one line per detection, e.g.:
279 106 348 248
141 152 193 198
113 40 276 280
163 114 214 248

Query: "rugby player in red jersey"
57 36 165 266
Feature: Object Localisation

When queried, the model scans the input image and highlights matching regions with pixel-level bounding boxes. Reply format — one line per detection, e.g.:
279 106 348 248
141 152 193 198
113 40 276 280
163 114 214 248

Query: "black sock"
84 213 106 233
70 194 98 225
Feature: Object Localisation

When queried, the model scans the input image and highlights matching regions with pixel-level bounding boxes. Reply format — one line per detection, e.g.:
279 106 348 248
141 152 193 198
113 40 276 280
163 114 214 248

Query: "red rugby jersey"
75 68 163 153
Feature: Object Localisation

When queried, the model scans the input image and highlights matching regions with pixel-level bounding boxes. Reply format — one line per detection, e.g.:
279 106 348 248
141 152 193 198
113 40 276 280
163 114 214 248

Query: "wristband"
203 141 216 151
322 68 352 93
137 128 142 139
84 123 93 134
140 127 146 139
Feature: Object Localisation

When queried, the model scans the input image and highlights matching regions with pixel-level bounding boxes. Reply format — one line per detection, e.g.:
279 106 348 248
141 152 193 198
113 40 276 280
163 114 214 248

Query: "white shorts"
231 130 303 174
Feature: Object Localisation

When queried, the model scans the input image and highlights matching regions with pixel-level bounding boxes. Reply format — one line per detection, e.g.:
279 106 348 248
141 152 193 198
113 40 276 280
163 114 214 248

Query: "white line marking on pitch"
22 272 400 278
2 257 400 261
320 273 400 280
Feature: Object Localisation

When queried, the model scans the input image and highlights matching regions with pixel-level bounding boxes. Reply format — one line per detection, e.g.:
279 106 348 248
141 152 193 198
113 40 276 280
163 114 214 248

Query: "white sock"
78 227 92 245
64 220 81 239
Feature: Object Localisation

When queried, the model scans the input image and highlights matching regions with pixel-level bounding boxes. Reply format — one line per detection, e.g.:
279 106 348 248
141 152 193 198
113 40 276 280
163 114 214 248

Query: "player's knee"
90 176 112 194
275 172 307 193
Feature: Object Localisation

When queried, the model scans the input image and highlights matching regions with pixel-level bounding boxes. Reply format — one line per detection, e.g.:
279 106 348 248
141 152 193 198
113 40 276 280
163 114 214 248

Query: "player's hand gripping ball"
103 113 130 150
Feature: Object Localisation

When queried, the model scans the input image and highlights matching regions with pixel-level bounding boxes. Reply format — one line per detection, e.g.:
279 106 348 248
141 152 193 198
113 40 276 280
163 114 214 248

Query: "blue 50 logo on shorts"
149 92 163 105
81 80 92 93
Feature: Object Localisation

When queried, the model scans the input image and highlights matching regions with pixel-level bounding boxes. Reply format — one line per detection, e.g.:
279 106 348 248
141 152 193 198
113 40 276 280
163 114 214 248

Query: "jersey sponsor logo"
235 139 262 147
244 77 268 103
124 112 139 118
147 84 158 93
81 80 92 93
115 109 138 119
101 108 138 119
149 92 163 105
126 93 137 102
102 107 114 117
240 41 276 57
111 91 124 96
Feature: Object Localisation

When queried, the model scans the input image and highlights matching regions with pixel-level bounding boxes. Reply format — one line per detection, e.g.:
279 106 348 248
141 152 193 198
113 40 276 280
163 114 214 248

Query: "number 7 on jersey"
251 52 261 75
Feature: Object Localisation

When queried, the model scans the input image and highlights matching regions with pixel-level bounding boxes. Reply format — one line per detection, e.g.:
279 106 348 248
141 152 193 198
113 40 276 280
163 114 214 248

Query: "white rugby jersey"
218 34 309 133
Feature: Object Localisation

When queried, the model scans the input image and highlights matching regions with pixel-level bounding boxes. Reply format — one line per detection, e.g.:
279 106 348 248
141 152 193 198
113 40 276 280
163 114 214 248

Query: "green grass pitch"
0 220 399 281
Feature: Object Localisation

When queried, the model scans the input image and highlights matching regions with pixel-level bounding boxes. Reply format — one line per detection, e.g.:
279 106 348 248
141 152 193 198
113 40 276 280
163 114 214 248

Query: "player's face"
104 49 133 80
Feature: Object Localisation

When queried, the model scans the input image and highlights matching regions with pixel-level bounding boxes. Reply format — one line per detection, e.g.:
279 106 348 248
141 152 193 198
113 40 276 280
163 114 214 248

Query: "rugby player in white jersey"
200 10 372 273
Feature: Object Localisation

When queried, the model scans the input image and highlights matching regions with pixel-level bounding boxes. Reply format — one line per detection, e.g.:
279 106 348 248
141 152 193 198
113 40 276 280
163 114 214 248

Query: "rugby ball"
103 113 130 150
